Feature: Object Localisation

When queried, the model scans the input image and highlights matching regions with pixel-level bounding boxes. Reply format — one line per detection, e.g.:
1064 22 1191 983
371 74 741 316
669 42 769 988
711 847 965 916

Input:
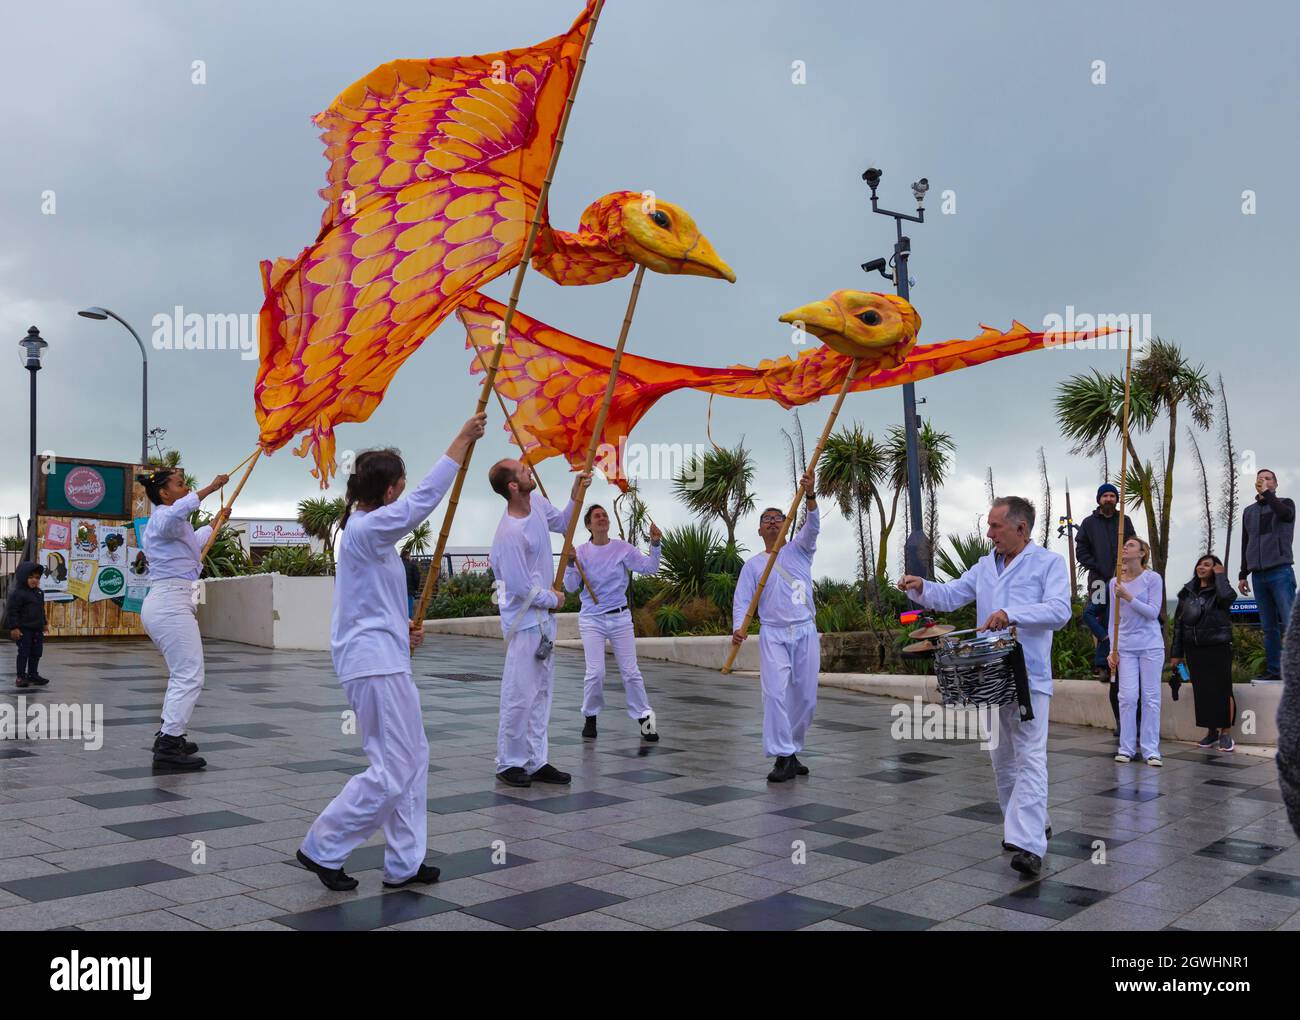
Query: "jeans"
1253 564 1297 677
1083 587 1111 667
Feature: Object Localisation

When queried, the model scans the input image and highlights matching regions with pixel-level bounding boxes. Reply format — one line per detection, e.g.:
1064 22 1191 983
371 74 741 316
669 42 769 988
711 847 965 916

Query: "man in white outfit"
489 458 589 788
563 506 662 741
732 467 820 784
899 496 1071 878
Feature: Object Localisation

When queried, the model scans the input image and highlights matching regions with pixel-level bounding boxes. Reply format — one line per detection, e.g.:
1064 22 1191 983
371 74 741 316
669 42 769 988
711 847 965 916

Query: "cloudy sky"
2 0 1295 586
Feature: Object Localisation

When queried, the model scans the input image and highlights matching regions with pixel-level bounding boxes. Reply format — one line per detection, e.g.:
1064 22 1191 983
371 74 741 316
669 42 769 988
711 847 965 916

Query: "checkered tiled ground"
2 635 1297 931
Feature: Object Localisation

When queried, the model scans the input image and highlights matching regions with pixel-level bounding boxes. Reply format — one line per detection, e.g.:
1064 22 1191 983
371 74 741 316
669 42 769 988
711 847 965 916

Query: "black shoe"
767 756 798 783
25 673 48 686
152 733 206 772
529 763 571 785
638 714 659 742
383 863 441 888
582 715 598 739
497 767 532 788
790 754 810 776
1010 851 1042 878
155 729 198 755
15 676 29 689
296 849 358 892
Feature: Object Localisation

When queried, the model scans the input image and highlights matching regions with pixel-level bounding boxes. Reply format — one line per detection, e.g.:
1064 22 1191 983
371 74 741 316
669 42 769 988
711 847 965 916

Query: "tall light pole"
861 167 931 578
18 327 47 561
78 307 148 464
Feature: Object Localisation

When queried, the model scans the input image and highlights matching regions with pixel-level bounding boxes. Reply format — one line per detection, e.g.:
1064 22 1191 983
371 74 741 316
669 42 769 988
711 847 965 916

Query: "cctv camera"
911 178 929 203
862 167 882 188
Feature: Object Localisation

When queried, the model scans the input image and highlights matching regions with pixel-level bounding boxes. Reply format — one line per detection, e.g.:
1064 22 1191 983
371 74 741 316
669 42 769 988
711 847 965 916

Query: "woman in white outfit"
138 466 230 771
563 506 662 741
297 414 485 892
1108 536 1166 766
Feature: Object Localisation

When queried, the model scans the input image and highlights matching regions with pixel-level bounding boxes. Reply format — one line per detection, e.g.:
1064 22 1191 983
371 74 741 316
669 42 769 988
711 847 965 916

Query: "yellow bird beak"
778 299 842 335
683 233 736 283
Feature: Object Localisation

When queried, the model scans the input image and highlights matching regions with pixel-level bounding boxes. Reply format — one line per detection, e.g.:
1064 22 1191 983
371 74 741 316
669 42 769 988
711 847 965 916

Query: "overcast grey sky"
2 0 1296 583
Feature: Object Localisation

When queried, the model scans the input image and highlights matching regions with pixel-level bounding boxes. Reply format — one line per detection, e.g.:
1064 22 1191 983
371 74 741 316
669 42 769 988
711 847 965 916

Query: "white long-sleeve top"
142 492 212 581
563 539 661 614
1108 570 1164 652
331 455 459 682
907 541 1072 696
732 509 820 631
490 493 575 636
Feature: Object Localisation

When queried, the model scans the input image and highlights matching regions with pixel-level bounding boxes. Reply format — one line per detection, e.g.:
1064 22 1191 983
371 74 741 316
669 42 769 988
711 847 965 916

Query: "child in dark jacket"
5 562 49 688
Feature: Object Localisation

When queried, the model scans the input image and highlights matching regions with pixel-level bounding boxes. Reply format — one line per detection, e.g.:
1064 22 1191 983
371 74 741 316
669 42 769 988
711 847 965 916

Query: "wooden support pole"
1109 327 1135 680
200 448 261 563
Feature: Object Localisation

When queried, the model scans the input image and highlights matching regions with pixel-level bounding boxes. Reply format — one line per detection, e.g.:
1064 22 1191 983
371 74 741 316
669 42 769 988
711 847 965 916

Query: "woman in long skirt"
137 467 230 771
1171 554 1238 752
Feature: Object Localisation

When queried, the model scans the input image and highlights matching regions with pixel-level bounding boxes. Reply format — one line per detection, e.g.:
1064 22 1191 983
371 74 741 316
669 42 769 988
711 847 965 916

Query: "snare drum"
933 628 1021 708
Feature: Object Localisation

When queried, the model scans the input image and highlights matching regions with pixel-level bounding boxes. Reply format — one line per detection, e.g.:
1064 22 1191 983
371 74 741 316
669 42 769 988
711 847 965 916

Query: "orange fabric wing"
255 2 598 486
460 292 1111 486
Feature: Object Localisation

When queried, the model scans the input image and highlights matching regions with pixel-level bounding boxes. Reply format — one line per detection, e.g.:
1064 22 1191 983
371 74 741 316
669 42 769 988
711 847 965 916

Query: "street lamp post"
861 167 931 578
78 307 148 464
18 327 47 561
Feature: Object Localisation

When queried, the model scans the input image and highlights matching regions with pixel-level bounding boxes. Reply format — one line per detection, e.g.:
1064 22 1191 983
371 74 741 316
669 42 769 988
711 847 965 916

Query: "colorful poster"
121 583 149 615
38 546 69 594
133 517 150 550
71 519 99 559
98 526 128 567
67 558 97 600
125 546 150 585
90 564 127 603
41 519 71 550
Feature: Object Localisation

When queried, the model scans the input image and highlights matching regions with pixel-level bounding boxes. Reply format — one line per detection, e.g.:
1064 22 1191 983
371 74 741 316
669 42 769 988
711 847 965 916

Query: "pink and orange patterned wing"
530 191 636 285
255 1 598 486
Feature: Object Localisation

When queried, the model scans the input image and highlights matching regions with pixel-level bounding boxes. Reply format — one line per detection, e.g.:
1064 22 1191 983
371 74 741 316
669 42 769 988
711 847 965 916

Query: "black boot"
152 733 206 771
155 729 198 755
767 756 798 783
296 849 358 892
26 672 49 687
790 755 809 776
383 863 441 888
638 714 659 742
529 763 572 785
1010 851 1042 878
496 767 532 787
582 715 598 739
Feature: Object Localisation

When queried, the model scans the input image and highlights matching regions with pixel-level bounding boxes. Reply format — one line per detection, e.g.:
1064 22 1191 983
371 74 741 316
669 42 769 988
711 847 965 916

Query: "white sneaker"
1114 752 1132 763
1145 756 1163 767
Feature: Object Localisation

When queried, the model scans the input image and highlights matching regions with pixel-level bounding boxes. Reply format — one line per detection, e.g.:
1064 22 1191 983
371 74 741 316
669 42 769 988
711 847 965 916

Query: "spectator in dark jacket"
4 562 49 688
401 548 421 617
1238 469 1296 683
1171 554 1237 752
1076 483 1137 740
1277 586 1300 837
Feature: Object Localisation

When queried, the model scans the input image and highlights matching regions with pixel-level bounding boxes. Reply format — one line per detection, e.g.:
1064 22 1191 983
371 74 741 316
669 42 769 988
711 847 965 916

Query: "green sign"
42 461 131 518
97 567 125 597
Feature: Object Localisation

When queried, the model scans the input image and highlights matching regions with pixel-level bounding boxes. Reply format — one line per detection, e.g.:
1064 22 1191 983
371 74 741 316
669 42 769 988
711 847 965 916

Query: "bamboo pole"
200 448 261 561
413 0 605 624
722 357 861 674
1109 327 1135 680
468 342 593 598
551 265 646 591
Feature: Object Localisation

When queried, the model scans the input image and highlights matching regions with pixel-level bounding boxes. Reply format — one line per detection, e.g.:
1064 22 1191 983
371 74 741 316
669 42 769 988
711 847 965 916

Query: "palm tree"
872 421 955 580
298 497 346 561
936 530 992 581
146 448 196 490
658 522 736 602
1055 337 1212 584
402 521 431 556
817 424 884 585
673 444 755 551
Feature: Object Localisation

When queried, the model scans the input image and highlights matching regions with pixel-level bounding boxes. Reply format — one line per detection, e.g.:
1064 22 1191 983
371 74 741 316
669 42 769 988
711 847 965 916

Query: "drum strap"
1009 643 1034 722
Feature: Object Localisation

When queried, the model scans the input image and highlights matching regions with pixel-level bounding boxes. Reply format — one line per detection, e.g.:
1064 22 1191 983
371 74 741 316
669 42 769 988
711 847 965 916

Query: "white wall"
197 574 333 650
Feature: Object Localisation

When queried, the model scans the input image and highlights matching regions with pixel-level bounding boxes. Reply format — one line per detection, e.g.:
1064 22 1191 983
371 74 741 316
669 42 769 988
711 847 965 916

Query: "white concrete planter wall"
197 574 334 650
424 612 582 641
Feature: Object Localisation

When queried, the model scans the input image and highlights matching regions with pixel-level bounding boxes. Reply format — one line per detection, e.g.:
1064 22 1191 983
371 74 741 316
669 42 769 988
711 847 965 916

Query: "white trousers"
759 621 820 757
141 578 205 737
1118 647 1164 759
301 672 429 883
988 691 1052 858
496 622 555 774
578 610 652 720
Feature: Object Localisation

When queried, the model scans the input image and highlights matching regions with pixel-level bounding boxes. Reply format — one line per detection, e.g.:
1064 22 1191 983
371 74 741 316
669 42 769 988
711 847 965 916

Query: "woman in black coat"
1170 554 1237 751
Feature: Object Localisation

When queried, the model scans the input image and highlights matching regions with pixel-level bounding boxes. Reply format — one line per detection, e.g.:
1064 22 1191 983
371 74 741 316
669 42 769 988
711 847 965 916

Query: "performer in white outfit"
900 496 1071 878
297 414 485 892
138 466 230 771
732 468 820 784
563 506 662 741
1107 536 1166 766
489 458 588 788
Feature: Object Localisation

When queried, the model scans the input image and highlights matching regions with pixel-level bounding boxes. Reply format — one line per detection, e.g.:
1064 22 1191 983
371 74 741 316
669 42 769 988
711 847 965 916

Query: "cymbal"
909 624 955 639
902 640 936 654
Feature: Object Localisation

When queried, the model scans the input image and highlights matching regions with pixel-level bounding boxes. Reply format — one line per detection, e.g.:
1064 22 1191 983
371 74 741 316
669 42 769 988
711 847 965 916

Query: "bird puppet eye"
857 310 882 326
650 210 670 228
